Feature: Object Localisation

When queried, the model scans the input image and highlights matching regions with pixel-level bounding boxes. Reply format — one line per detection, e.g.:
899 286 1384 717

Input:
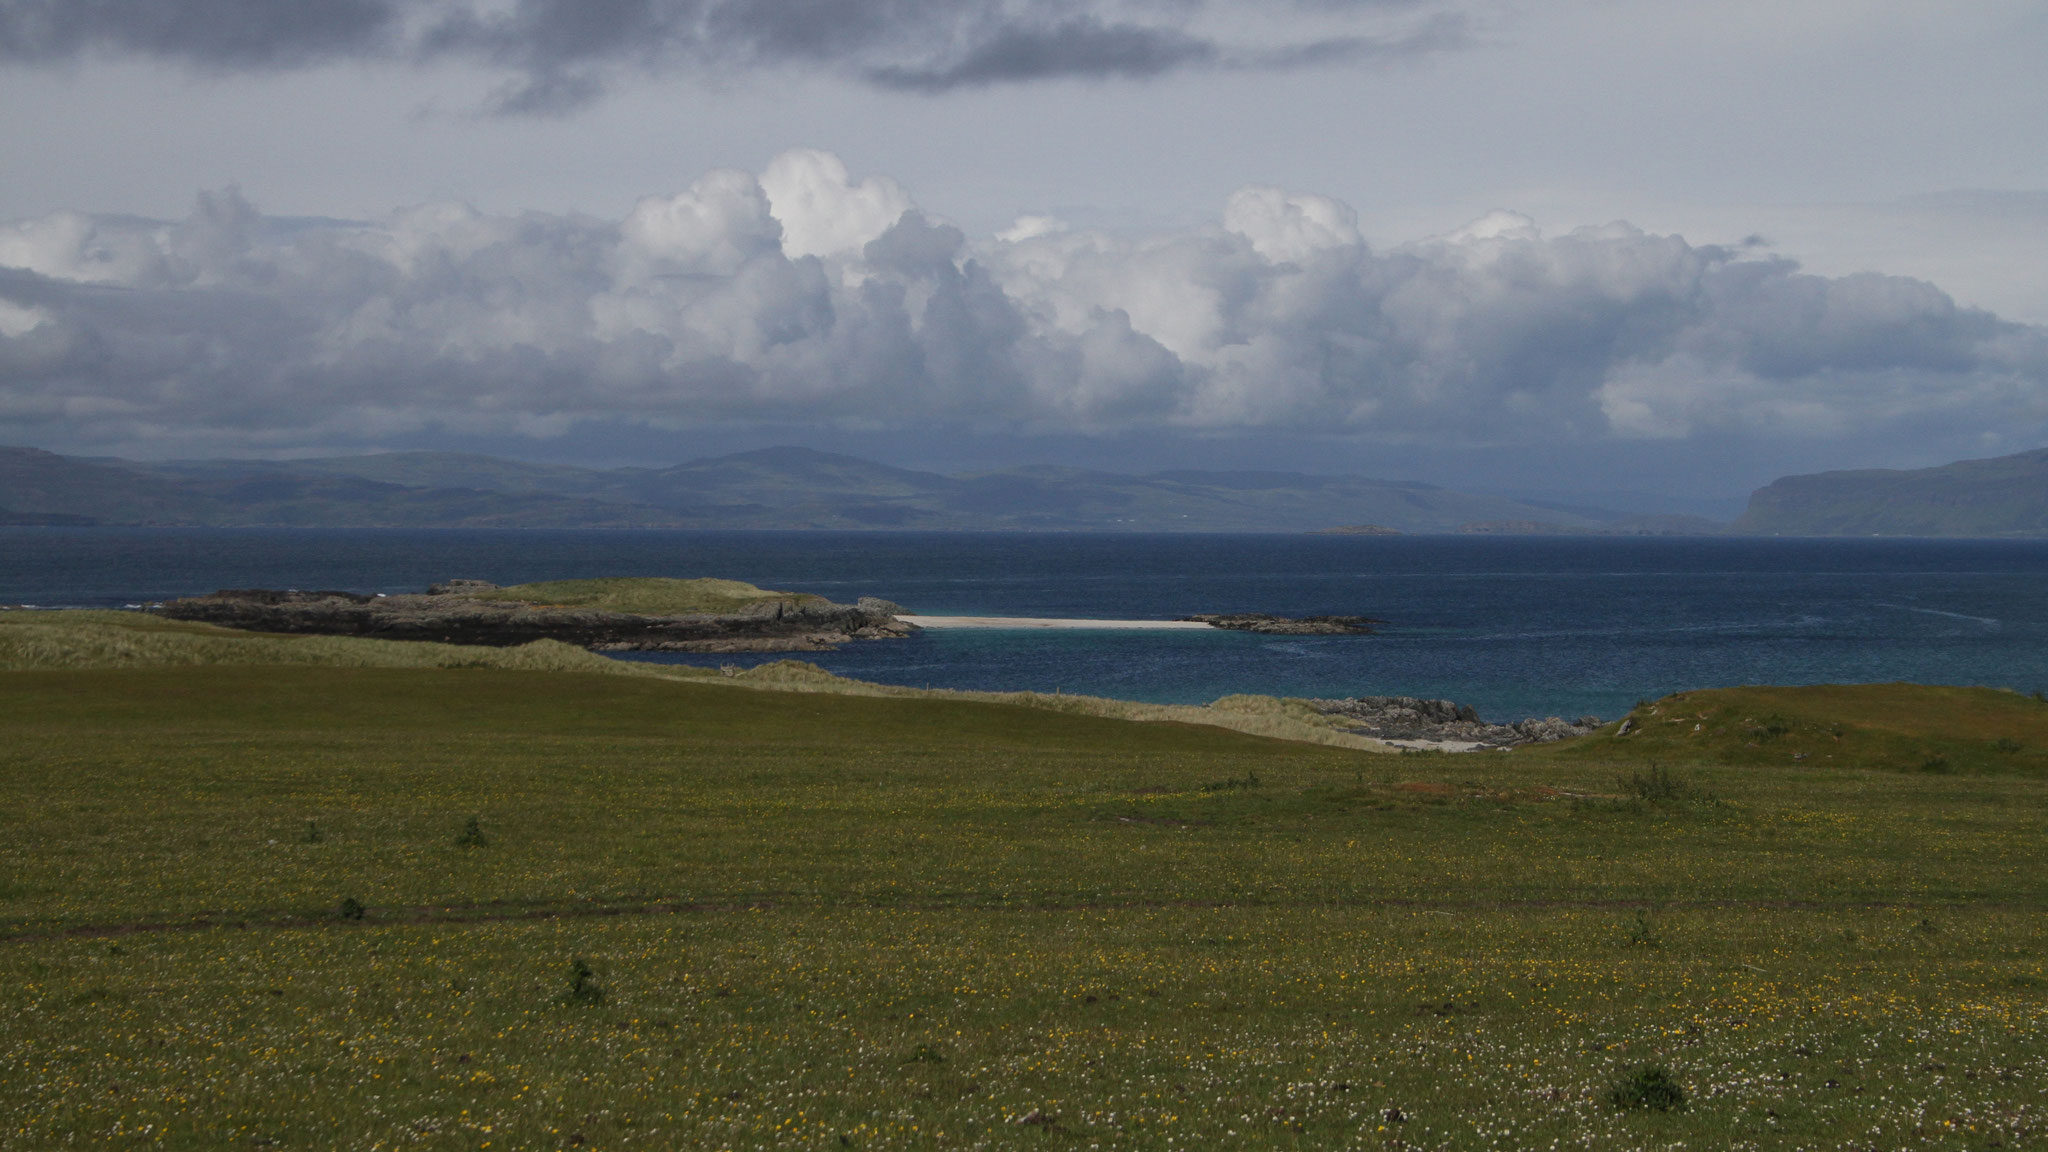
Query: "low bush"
1608 1064 1685 1111
563 958 605 1006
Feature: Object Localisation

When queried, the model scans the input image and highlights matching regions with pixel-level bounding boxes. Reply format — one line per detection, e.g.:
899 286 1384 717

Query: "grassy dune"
1 640 2043 1149
1539 683 2048 776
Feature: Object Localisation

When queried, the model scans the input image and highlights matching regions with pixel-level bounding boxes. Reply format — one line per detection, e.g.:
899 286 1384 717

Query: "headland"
156 576 914 653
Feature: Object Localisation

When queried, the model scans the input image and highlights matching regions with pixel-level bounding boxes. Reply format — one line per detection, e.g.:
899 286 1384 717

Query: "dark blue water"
4 528 2045 722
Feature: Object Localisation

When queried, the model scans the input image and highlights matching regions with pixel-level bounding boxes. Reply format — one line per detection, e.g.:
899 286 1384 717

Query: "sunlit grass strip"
718 661 1389 751
469 576 828 616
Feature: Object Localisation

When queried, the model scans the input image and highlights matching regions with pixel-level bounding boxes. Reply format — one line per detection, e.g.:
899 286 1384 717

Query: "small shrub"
1620 764 1693 803
455 815 488 847
1608 1064 1685 1111
563 958 605 1006
1625 909 1661 947
335 897 366 921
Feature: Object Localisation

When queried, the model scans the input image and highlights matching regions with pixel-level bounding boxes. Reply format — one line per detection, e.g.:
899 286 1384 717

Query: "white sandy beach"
898 615 1215 631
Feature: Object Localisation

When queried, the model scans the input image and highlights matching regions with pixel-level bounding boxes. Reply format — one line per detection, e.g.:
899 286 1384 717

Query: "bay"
3 527 2045 722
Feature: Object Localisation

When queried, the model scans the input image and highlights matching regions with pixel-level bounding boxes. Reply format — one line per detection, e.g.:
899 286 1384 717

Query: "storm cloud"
0 0 1466 110
0 151 2042 458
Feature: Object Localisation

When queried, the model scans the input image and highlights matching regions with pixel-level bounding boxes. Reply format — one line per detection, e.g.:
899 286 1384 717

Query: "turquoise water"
4 528 2045 721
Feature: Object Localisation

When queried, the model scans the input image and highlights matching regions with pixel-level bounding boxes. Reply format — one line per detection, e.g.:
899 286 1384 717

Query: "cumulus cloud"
1 150 2044 458
758 151 913 261
1222 185 1360 263
0 0 1470 112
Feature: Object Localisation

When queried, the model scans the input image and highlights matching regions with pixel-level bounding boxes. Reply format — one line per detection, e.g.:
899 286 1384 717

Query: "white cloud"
994 215 1068 244
0 150 2043 461
0 299 48 338
758 150 914 261
617 169 782 279
1221 185 1360 264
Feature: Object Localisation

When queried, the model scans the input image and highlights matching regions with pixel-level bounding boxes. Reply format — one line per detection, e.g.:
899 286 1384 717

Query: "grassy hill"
1735 446 2048 536
1 628 2043 1148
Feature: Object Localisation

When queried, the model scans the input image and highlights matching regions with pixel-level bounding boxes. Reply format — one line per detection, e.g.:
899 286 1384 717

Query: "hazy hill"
241 447 1616 532
1735 447 2048 536
0 446 692 528
1 447 217 524
5 443 1642 532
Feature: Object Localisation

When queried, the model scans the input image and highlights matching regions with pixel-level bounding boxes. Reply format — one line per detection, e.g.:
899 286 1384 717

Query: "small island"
156 576 914 653
1179 613 1382 635
1311 524 1403 535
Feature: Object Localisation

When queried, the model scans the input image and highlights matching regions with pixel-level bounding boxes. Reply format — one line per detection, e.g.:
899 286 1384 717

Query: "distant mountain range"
1734 448 2048 537
1 444 1707 533
9 442 2041 535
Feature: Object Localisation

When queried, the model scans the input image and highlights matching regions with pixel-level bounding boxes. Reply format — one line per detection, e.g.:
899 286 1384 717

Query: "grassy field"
1 621 2044 1149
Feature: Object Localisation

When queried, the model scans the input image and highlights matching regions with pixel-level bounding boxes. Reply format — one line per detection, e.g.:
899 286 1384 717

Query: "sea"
4 527 2045 723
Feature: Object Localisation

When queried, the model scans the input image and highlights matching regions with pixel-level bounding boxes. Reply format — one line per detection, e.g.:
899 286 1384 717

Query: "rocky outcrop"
1182 613 1382 635
156 581 915 653
1306 695 1602 749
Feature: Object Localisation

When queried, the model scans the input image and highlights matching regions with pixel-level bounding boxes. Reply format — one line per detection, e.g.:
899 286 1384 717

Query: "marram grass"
0 610 672 676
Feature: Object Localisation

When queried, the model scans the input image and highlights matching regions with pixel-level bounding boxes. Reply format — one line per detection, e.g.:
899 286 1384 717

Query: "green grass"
0 610 1386 751
2 637 2046 1148
469 576 829 616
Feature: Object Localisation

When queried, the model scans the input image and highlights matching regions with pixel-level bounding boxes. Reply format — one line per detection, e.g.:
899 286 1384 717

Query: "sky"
0 0 2044 512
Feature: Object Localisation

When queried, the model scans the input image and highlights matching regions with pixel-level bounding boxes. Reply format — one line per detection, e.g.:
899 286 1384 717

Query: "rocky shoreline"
1306 695 1603 750
155 580 915 653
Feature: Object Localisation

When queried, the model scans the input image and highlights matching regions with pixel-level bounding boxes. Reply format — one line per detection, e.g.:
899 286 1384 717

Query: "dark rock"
1306 695 1602 749
1182 613 1382 635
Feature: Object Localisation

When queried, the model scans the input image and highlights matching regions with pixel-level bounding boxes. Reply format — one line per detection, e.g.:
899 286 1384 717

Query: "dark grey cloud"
0 0 1467 112
2 157 2041 461
865 19 1217 92
0 0 396 67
